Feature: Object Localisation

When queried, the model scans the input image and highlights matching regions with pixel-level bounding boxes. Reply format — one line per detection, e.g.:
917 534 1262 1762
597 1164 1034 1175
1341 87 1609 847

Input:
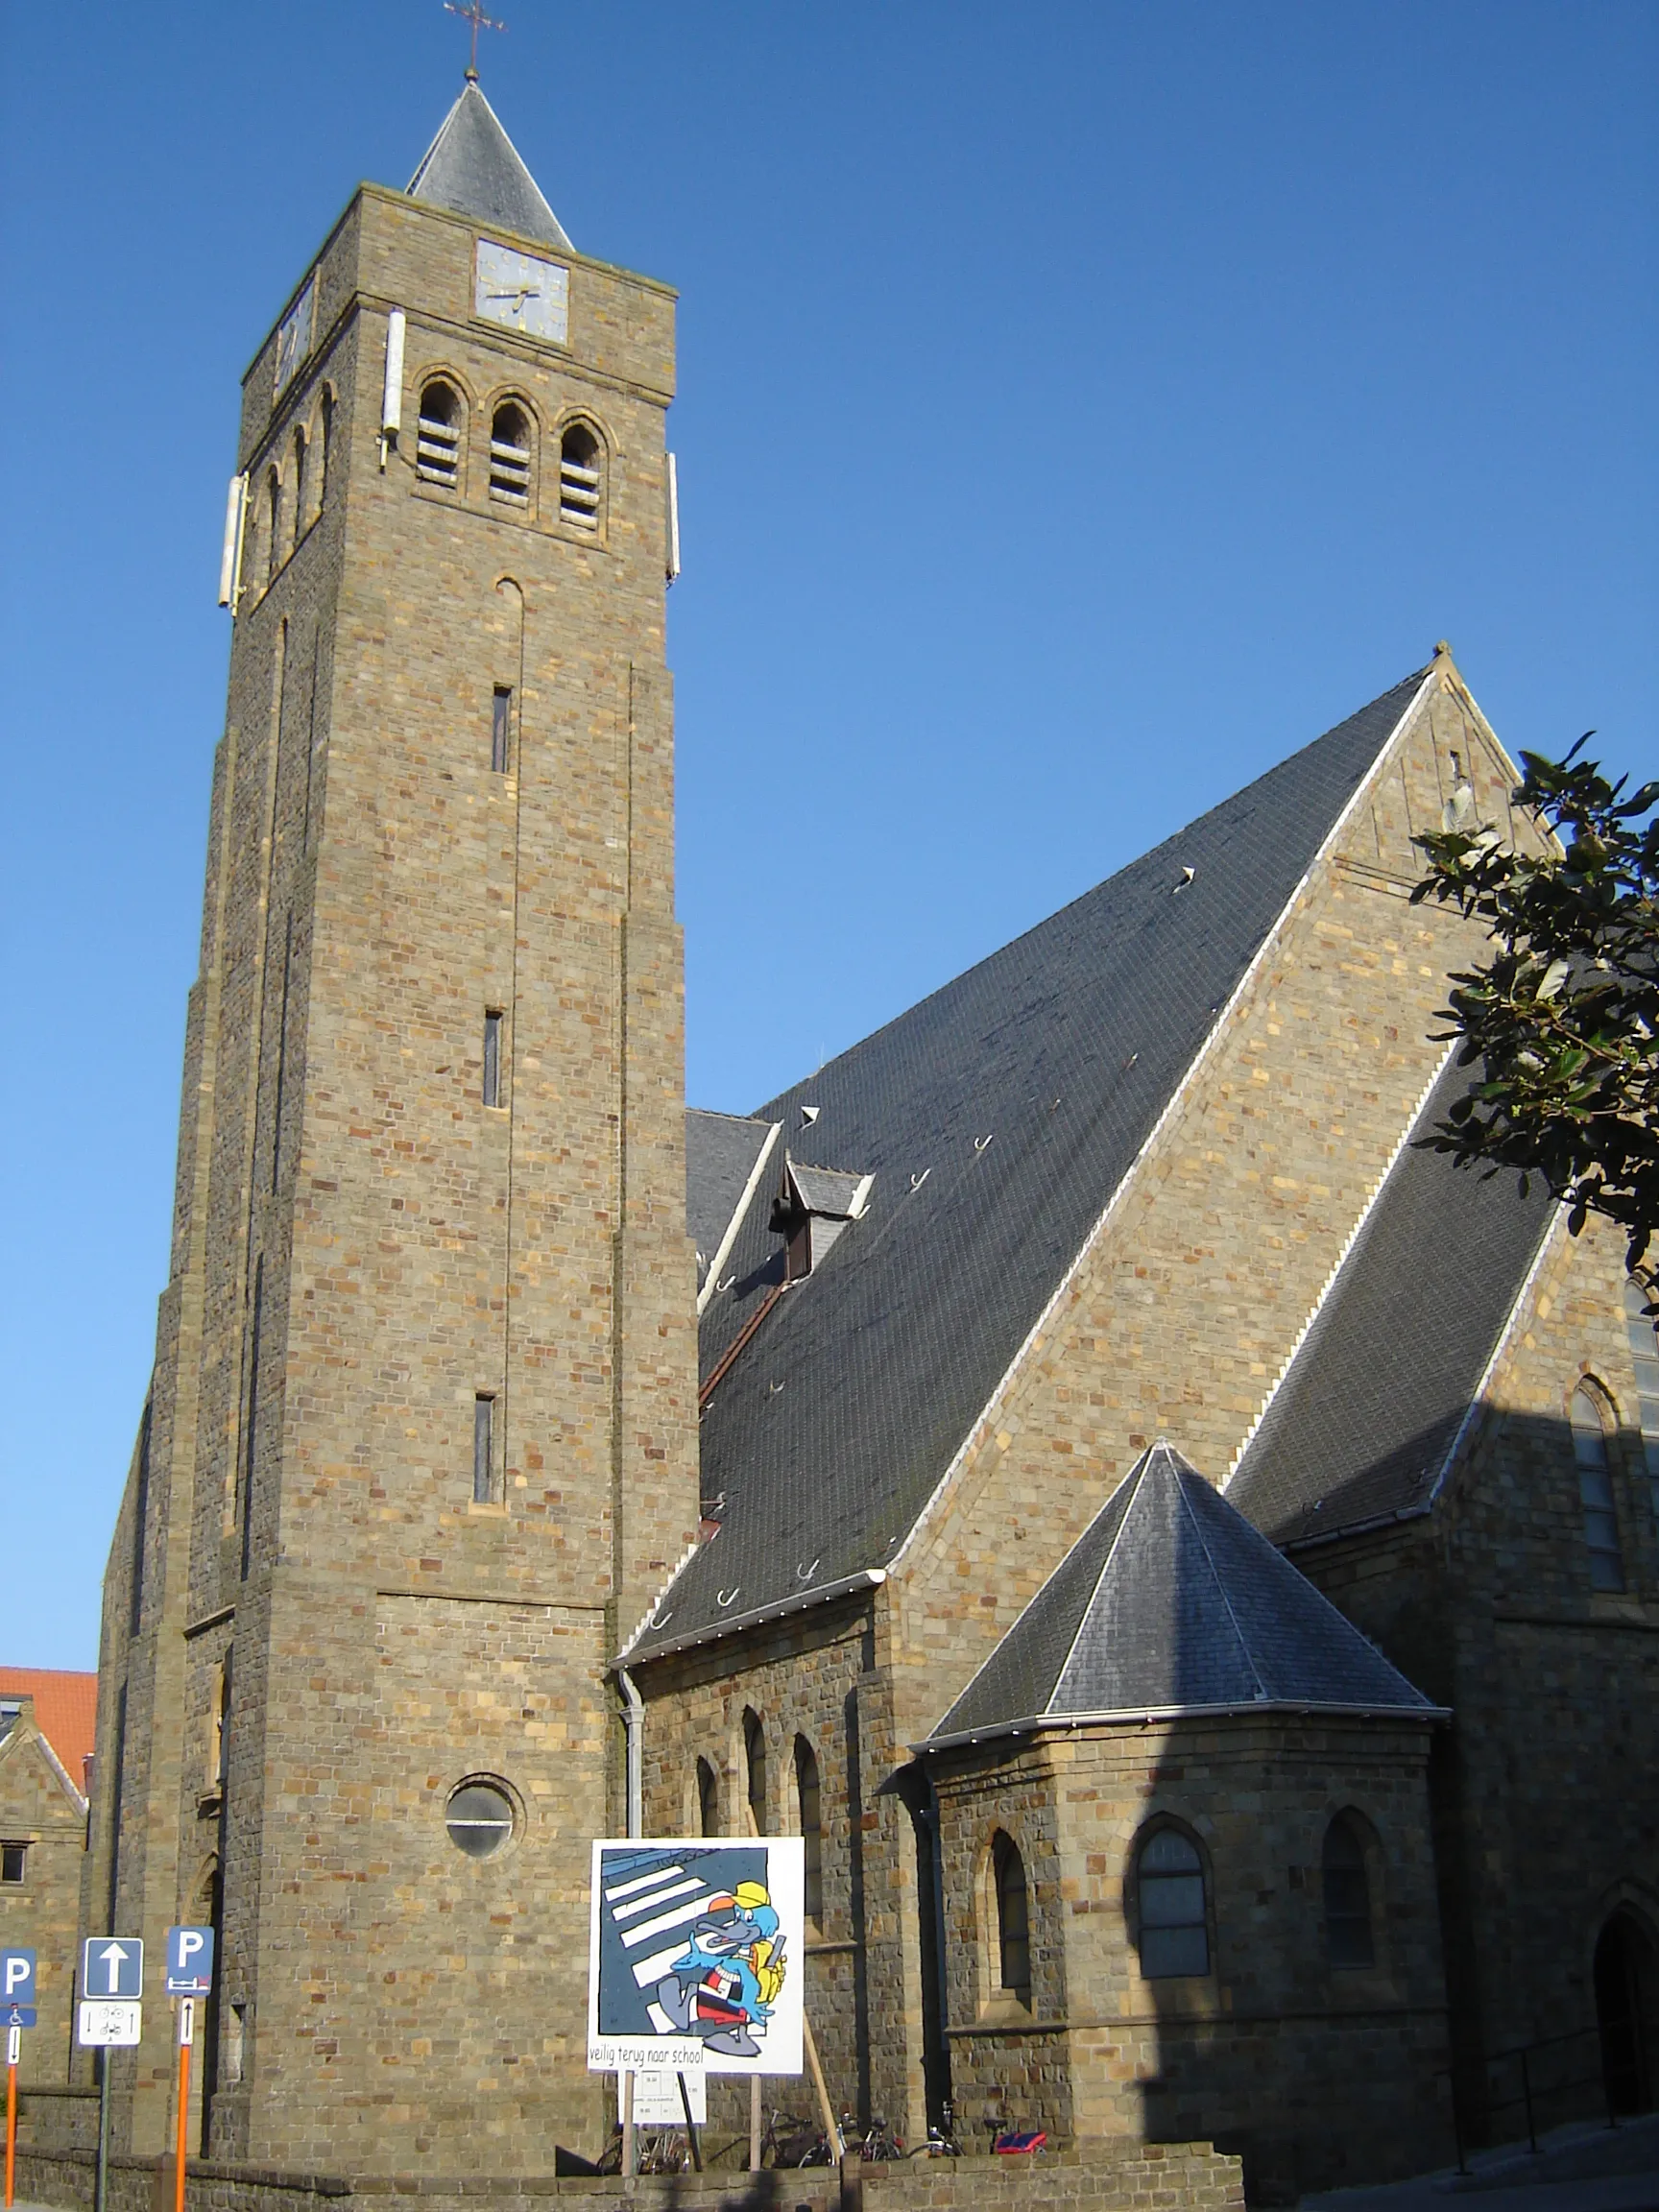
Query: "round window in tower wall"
445 1779 516 1859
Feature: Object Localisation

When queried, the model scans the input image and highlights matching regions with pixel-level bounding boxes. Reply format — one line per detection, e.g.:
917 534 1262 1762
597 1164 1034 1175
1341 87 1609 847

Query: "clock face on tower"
474 239 569 346
275 276 316 394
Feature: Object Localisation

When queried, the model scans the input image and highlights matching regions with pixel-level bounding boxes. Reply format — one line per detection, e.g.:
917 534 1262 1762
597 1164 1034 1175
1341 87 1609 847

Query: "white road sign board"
78 2001 142 2048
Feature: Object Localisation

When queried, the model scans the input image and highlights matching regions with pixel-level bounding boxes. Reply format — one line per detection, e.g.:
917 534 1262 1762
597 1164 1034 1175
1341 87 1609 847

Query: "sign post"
2 1950 36 2210
80 1939 144 2212
166 1928 214 2212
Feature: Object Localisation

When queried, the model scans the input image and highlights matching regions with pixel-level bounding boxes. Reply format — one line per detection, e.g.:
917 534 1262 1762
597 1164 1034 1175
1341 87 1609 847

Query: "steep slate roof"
630 669 1430 1660
1227 1049 1557 1547
407 82 572 250
922 1444 1439 1747
686 1110 779 1294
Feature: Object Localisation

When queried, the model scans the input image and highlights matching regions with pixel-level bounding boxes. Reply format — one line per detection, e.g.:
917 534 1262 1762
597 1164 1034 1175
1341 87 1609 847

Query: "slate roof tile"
1227 1049 1557 1547
407 81 572 250
634 671 1429 1663
924 1444 1438 1746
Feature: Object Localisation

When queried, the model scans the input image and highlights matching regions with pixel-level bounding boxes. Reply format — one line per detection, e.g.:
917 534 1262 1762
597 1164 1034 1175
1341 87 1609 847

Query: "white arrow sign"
94 1943 129 1994
81 1936 143 2000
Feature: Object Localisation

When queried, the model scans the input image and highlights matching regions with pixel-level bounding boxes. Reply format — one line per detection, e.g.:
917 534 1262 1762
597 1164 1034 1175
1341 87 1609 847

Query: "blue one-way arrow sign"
82 1937 143 2000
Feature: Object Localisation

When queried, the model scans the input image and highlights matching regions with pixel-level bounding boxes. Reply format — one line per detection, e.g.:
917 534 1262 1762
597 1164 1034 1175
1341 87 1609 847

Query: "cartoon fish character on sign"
654 1881 785 2057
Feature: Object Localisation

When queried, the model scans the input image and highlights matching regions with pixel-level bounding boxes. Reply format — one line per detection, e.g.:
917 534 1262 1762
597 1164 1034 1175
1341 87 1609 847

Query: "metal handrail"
1443 2021 1629 2172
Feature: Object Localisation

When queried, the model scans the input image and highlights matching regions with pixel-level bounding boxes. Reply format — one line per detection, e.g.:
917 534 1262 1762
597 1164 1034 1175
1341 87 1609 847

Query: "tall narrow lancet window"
417 379 462 489
1322 1815 1375 1968
1136 1826 1209 1979
794 1737 822 1924
558 421 601 528
265 469 282 583
1573 1382 1624 1591
991 1831 1030 2008
292 425 309 541
318 390 334 508
1623 1281 1659 1519
473 1394 495 1504
489 402 532 507
743 1710 767 1833
482 1011 503 1108
696 1757 719 1839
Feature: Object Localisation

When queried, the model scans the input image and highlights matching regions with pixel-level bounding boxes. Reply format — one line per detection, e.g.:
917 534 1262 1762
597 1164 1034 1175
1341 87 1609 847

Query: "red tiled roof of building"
0 1668 98 1791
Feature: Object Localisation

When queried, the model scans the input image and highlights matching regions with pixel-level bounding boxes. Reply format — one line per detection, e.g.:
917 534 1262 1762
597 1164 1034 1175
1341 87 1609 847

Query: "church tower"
86 77 697 2171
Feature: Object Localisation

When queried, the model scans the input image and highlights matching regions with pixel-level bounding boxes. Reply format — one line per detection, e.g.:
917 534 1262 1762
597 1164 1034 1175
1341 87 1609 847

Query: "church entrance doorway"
1595 1911 1656 2115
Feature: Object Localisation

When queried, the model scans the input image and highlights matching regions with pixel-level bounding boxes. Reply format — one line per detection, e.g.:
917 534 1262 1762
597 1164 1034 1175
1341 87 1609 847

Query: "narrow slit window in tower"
492 687 513 774
473 1394 495 1503
483 1011 503 1107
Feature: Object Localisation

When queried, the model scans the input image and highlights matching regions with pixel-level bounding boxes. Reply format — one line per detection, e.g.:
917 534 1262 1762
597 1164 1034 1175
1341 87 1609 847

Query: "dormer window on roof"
772 1157 873 1281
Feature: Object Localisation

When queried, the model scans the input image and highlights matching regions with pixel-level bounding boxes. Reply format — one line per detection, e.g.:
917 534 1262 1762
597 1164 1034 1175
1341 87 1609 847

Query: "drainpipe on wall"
617 1668 644 1839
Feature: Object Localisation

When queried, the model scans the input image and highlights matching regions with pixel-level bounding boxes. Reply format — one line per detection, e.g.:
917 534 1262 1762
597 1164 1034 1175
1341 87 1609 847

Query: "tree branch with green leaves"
1411 737 1658 1301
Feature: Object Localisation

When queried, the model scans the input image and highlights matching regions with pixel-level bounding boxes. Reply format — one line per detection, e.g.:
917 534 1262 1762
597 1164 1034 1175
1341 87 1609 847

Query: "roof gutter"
616 1568 887 1669
914 1694 1451 1756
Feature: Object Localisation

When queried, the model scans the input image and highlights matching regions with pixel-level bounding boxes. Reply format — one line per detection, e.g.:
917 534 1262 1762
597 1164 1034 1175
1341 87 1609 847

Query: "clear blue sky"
1 2 1653 1669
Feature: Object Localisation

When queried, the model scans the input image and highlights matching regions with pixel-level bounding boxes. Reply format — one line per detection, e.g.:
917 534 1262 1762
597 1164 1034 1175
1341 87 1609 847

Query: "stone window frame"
974 1819 1038 2021
1570 1374 1626 1594
1320 1804 1387 1977
414 369 472 498
1125 1813 1217 1988
742 1706 769 1833
554 410 610 543
694 1754 721 1838
444 1771 523 1862
0 1839 28 1886
483 388 540 522
791 1733 824 1930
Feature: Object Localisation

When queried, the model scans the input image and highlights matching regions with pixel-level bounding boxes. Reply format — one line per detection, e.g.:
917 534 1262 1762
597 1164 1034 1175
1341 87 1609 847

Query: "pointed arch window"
1573 1382 1624 1591
743 1709 767 1833
1322 1814 1375 1969
292 425 309 541
559 421 601 529
318 390 334 509
489 401 532 508
991 1830 1030 2008
1135 1825 1209 1979
264 468 282 584
696 1756 719 1838
417 380 463 490
1623 1281 1659 1519
794 1737 823 1924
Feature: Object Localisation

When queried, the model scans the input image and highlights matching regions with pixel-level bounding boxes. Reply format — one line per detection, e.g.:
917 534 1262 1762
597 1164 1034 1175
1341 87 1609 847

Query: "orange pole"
174 2010 192 2212
6 2054 16 2209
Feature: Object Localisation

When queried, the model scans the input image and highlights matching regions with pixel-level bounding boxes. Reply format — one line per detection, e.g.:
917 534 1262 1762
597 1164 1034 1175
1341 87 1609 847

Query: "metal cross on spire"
445 0 505 81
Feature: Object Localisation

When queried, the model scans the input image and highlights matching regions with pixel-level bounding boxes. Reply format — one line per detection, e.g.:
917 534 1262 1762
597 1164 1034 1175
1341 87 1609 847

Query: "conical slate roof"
407 81 571 250
922 1444 1440 1747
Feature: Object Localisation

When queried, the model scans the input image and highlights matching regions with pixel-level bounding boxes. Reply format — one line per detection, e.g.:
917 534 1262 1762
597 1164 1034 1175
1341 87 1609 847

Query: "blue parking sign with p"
2 1949 36 2029
165 1926 214 1996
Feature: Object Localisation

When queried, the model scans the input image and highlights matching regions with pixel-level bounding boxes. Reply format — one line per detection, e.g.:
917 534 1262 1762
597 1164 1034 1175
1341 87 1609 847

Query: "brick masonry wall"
889 665 1553 1758
0 1705 87 2088
1292 1210 1659 2140
929 1717 1451 2198
16 2142 1245 2212
89 175 697 2177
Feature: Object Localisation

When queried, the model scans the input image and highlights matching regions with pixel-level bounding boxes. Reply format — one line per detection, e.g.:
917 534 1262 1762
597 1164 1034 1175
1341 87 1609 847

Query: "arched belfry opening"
1596 1910 1657 2114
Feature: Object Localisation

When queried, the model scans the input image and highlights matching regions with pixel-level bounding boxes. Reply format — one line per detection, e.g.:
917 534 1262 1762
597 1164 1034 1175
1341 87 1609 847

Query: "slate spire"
407 80 572 251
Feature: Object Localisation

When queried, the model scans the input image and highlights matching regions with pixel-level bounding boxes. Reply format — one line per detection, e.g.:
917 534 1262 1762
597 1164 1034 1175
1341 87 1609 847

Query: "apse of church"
44 67 1659 2211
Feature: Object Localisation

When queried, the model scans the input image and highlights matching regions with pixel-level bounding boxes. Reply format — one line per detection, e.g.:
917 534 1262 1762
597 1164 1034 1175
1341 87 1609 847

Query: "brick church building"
56 70 1658 2203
